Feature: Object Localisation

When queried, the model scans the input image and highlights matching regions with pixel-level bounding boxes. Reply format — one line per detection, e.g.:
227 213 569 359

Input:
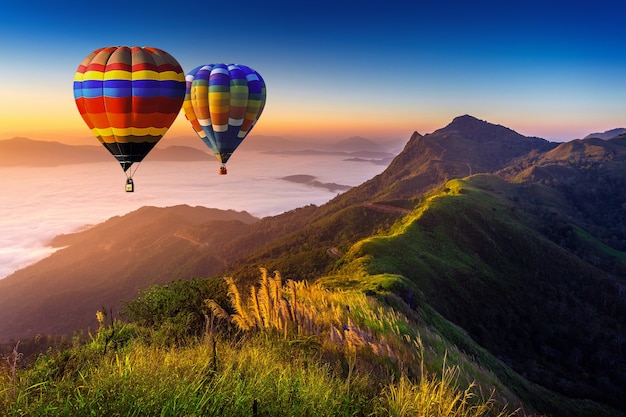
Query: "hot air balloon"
182 64 266 174
73 46 186 191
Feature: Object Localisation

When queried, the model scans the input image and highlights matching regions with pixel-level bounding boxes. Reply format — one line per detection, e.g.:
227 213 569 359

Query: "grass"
375 364 513 417
5 338 364 416
1 269 525 417
3 338 517 417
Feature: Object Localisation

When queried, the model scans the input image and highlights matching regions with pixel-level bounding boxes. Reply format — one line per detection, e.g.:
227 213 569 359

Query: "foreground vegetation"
2 270 526 416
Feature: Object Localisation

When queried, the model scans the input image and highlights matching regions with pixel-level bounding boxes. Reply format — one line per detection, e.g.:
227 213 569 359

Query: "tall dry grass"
206 269 524 417
208 269 411 362
0 269 527 416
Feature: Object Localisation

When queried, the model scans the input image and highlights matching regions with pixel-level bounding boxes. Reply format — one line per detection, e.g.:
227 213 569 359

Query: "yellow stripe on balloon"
102 70 132 80
93 127 113 138
98 70 183 81
158 71 186 81
82 70 106 80
127 127 169 136
93 126 169 138
210 98 230 105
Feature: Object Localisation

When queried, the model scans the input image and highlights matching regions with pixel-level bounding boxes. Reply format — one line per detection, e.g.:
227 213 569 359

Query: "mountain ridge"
584 127 626 140
0 137 212 166
0 205 259 337
0 135 399 167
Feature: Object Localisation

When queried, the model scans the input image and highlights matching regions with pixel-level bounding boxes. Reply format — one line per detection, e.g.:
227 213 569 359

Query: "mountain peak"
435 115 524 142
444 114 491 128
449 114 484 125
332 136 383 152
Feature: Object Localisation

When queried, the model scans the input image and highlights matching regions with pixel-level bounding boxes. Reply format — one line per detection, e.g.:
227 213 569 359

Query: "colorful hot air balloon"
73 46 186 191
182 64 266 174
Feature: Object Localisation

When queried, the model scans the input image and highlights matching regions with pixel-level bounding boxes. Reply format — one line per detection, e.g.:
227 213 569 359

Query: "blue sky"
1 0 624 143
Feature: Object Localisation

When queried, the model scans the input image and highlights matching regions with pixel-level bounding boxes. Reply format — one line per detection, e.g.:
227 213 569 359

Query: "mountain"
584 127 626 140
0 135 398 166
0 137 109 166
0 205 258 338
317 115 556 208
329 136 386 152
0 137 211 166
161 134 302 152
1 115 625 416
282 174 352 192
145 145 211 161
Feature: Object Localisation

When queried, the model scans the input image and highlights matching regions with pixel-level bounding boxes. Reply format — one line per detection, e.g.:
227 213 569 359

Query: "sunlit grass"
3 336 368 416
2 269 524 416
375 364 514 417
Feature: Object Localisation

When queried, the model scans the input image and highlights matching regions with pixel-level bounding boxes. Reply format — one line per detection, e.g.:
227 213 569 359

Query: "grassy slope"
333 174 625 417
2 273 528 417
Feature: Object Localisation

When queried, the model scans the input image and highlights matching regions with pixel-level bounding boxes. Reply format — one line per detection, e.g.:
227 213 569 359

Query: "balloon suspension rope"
125 162 141 181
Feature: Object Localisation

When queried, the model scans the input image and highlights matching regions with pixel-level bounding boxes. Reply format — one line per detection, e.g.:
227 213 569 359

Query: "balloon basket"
219 166 227 175
125 178 134 192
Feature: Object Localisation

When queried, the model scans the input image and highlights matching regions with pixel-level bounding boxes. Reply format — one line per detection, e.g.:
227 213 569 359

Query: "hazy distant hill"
584 127 626 140
0 137 109 166
327 136 386 152
256 135 398 163
156 134 300 152
0 137 210 166
0 135 398 166
2 115 625 416
145 145 211 161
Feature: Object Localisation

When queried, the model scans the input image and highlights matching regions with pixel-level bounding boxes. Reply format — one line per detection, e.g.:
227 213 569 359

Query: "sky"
1 0 625 145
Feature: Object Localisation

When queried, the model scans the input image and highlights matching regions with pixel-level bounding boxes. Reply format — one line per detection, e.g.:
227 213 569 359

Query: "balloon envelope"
73 46 186 173
182 64 266 164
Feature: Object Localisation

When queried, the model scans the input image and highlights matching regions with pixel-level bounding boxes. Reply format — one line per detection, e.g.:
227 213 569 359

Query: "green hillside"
336 174 625 414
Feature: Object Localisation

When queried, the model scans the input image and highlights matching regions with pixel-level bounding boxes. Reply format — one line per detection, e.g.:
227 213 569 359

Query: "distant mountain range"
0 135 399 167
584 127 626 140
0 137 211 166
1 114 625 416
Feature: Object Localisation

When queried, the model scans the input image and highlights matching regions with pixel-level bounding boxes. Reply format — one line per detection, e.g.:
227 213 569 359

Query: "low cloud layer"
0 152 387 279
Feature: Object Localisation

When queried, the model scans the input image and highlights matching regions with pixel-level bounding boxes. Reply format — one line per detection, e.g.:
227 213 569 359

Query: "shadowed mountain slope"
225 115 561 281
323 115 557 208
0 206 258 338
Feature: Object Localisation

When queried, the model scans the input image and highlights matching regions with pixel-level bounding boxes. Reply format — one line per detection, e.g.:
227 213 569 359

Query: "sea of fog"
0 151 389 279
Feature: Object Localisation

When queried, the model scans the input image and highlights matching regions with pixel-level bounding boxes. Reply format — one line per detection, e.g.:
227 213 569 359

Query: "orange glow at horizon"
1 94 622 145
0 102 421 145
